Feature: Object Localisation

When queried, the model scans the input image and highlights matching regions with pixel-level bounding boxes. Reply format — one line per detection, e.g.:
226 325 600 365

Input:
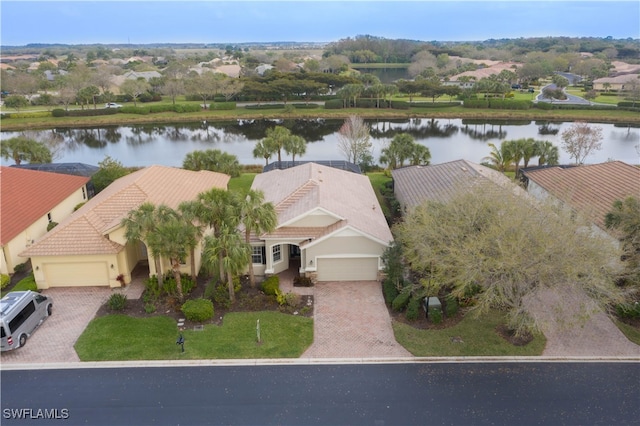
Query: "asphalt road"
1 362 639 425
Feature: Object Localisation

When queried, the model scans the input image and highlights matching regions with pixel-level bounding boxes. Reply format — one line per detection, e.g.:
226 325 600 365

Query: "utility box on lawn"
422 296 442 319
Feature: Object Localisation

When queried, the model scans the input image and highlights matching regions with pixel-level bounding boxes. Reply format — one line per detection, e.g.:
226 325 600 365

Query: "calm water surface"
2 118 638 167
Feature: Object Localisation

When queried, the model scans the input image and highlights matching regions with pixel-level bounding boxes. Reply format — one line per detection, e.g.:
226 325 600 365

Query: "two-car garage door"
316 258 378 282
43 262 110 287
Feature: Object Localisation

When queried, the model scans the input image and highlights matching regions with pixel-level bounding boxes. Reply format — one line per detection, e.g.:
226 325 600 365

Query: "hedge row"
324 99 410 110
2 111 52 119
464 99 532 110
534 102 619 111
410 101 462 108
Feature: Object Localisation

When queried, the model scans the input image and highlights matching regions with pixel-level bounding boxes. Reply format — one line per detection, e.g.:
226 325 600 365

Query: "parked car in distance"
0 290 53 351
105 102 123 108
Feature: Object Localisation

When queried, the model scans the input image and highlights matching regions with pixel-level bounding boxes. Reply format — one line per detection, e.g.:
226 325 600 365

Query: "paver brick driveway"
301 281 412 358
0 287 110 364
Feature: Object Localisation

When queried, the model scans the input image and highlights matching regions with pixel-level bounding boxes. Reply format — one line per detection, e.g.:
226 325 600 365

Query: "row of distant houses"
2 159 639 289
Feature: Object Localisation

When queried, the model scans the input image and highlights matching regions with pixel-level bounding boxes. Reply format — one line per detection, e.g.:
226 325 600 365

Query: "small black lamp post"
176 333 185 353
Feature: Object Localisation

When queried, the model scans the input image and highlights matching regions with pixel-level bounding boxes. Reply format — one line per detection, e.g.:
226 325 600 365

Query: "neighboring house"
392 159 525 211
250 163 392 282
263 161 361 174
12 162 99 197
593 74 639 91
1 167 90 275
20 166 229 289
520 161 640 237
123 70 163 81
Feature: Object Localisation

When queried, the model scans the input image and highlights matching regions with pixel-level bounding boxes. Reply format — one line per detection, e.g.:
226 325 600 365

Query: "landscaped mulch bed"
95 275 313 329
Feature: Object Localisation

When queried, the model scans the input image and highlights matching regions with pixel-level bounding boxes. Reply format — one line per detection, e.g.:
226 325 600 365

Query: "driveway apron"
1 287 111 364
302 281 412 358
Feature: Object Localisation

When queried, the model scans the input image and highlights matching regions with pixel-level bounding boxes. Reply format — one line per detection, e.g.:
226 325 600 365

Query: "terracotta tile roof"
252 163 392 244
1 166 89 245
392 160 524 209
522 161 640 230
20 165 230 257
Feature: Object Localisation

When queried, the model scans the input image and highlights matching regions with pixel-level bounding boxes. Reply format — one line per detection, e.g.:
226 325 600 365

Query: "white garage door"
44 262 110 287
316 258 379 282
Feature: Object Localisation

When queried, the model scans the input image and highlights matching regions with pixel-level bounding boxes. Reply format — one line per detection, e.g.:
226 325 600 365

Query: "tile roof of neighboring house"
20 165 230 257
1 166 90 245
251 163 392 244
593 74 640 84
522 161 640 230
11 163 99 177
392 160 525 209
450 62 521 81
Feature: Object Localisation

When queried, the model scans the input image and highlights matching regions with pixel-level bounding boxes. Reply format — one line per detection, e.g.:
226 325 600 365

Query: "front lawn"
75 311 313 361
393 309 546 356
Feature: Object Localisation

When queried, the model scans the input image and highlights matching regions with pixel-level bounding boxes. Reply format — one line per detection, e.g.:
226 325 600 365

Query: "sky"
1 1 638 46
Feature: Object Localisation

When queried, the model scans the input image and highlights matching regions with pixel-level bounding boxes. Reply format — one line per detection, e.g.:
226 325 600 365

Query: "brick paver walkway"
301 281 412 359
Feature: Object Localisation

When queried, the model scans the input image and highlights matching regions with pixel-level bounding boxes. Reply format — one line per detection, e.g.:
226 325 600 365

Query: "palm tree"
203 224 250 303
409 144 431 166
193 189 242 282
121 202 164 287
239 190 277 287
520 138 538 168
252 139 275 166
483 142 514 172
178 202 205 281
535 140 560 166
284 135 307 164
262 126 292 164
147 213 193 300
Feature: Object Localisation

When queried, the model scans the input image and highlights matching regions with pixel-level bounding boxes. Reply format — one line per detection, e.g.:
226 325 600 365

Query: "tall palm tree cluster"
121 188 277 303
379 133 431 169
483 138 559 174
252 126 307 166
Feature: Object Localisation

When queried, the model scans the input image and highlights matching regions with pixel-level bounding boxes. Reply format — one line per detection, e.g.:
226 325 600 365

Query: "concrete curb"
2 356 639 371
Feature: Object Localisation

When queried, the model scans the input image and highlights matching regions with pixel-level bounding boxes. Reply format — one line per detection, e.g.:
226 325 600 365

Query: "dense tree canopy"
396 188 624 336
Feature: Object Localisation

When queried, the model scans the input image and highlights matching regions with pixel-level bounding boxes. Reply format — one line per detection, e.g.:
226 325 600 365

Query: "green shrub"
616 302 640 319
390 100 410 109
52 108 66 117
463 99 490 109
429 308 443 324
324 99 344 109
534 101 554 110
73 202 86 211
411 101 461 108
181 298 214 322
261 276 280 296
245 103 285 110
161 273 196 296
107 293 127 311
174 103 201 113
212 102 236 110
144 275 162 299
210 278 242 308
382 278 400 305
392 289 411 312
46 221 58 231
445 295 459 318
1 274 10 290
405 296 422 321
120 106 151 115
291 103 319 109
144 303 156 314
489 99 532 110
13 263 27 274
66 108 118 117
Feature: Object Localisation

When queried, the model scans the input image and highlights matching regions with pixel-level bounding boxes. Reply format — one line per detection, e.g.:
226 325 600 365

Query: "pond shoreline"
2 107 640 132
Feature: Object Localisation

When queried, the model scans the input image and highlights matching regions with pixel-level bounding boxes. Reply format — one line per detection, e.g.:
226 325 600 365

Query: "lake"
2 118 639 168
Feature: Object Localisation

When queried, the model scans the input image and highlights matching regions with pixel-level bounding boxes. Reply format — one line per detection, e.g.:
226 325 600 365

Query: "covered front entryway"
43 262 110 287
316 257 378 282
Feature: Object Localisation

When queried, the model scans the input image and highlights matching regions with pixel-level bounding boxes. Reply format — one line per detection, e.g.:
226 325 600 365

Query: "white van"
0 291 53 351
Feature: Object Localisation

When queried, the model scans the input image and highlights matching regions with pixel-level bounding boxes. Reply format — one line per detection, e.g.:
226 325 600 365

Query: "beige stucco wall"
304 235 385 270
4 185 87 275
287 210 339 227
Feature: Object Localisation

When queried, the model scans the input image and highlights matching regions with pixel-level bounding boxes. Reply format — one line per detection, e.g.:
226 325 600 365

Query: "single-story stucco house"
592 74 639 91
391 159 526 212
20 165 229 289
1 166 90 275
250 162 392 282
